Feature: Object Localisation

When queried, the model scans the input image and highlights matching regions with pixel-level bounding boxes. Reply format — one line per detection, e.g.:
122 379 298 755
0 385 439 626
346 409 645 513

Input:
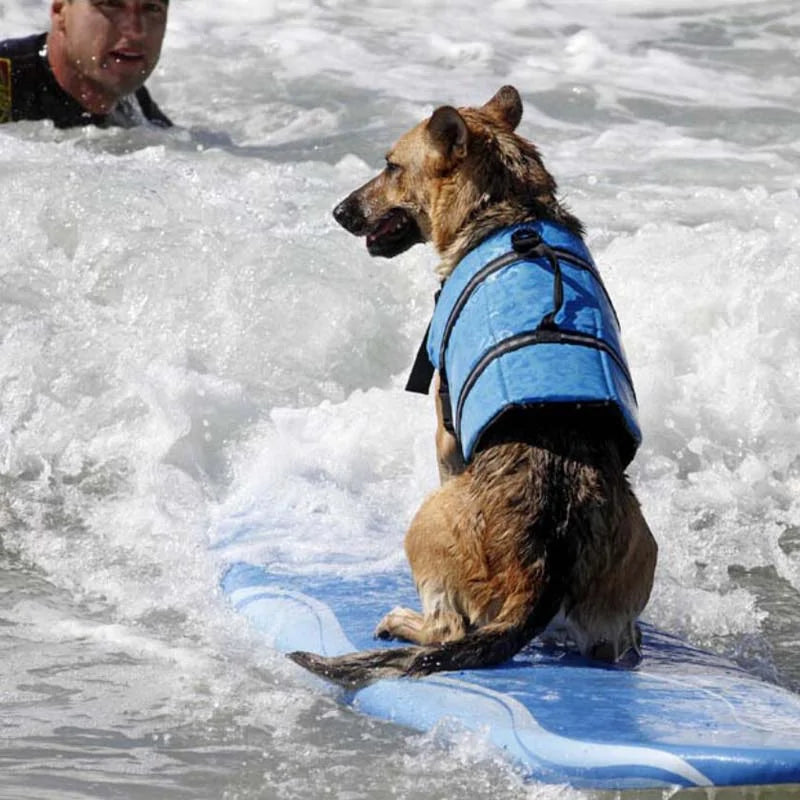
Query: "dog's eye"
385 159 401 174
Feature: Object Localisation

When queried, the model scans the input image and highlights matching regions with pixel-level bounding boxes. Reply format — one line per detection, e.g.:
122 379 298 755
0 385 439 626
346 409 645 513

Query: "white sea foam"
1 0 799 797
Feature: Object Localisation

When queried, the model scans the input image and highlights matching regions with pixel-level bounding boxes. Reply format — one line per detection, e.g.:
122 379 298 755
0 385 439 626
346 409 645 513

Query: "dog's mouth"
365 208 423 258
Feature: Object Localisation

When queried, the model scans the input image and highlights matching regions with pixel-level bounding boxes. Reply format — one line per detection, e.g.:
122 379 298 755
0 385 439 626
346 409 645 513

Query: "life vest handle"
510 228 564 331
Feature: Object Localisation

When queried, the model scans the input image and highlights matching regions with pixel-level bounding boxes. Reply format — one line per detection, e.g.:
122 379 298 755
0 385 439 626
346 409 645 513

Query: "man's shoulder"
0 33 47 60
0 33 61 124
134 86 172 128
1 34 48 123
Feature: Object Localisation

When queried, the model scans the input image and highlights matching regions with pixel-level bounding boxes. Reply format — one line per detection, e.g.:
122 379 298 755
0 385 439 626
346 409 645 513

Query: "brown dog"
290 86 657 688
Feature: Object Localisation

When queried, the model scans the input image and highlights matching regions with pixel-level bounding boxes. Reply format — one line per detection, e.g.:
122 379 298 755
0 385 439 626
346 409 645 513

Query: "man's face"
52 0 168 98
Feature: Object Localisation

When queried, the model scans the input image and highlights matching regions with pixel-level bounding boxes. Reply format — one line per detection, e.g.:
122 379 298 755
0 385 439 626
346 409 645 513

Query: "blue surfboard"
221 562 800 791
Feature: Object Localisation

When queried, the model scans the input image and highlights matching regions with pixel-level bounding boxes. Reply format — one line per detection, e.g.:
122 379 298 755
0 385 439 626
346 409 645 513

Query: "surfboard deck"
221 562 800 792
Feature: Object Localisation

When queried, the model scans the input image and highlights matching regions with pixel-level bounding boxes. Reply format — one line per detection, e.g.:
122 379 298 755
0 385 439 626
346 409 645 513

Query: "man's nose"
117 5 146 37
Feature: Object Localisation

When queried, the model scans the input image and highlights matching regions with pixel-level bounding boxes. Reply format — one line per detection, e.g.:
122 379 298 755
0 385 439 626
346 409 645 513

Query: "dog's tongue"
366 209 405 247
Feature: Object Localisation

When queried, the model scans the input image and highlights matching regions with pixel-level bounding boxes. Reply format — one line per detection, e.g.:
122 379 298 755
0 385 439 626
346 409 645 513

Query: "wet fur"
290 86 657 689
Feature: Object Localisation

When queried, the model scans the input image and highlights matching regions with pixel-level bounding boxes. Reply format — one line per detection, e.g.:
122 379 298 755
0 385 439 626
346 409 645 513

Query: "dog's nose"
332 198 350 226
332 195 366 235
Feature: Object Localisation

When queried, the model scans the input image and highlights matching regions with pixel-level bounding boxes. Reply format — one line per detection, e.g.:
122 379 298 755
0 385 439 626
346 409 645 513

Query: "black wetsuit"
0 33 171 129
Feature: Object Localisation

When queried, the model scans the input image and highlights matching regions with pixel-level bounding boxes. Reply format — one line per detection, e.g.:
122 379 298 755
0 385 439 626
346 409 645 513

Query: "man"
0 0 171 129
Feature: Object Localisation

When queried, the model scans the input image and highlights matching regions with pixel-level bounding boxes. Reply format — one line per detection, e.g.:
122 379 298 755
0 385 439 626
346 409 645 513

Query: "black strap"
453 327 636 436
404 334 455 434
509 227 564 331
404 293 455 436
405 289 442 395
405 320 435 394
437 369 456 435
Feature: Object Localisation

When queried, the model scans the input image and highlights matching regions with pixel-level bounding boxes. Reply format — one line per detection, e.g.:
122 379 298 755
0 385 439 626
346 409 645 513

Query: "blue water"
0 1 799 797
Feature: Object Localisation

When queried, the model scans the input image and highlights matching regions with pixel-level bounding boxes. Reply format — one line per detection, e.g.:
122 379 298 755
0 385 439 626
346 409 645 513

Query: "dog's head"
333 85 580 270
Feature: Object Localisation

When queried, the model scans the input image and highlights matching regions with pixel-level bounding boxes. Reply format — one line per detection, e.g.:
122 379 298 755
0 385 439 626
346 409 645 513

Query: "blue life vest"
427 221 641 465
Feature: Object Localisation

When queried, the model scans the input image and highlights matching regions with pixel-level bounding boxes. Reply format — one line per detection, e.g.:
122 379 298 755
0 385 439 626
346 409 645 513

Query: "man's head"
47 0 168 114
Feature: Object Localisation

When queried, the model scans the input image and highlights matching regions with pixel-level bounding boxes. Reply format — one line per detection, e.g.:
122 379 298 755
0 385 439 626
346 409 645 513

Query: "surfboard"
220 561 800 792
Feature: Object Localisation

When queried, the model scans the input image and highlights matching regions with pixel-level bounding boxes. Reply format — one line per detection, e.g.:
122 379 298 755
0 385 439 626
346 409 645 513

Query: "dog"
290 86 657 689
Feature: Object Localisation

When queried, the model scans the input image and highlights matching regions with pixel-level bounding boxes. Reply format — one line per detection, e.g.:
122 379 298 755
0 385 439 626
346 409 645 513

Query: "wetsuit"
0 33 171 129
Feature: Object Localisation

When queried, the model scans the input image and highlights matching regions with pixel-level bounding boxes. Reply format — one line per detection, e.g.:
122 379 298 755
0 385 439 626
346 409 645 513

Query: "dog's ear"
482 85 522 131
427 106 469 164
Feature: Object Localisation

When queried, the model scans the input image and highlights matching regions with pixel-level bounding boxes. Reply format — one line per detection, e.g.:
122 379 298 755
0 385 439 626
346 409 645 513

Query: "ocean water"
0 1 799 798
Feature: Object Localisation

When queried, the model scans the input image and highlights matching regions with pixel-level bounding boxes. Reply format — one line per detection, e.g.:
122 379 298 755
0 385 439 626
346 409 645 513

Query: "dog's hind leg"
375 596 469 645
392 462 549 646
375 607 426 641
379 475 491 646
566 486 657 662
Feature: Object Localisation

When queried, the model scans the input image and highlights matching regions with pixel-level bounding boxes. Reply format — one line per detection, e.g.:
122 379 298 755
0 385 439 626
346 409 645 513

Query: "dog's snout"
332 198 351 226
333 194 367 235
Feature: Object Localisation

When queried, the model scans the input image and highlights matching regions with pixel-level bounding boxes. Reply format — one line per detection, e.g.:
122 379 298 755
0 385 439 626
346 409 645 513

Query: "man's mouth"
109 50 145 65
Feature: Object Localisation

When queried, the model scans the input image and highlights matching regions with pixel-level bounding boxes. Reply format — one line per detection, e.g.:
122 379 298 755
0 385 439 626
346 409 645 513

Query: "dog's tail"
288 588 562 689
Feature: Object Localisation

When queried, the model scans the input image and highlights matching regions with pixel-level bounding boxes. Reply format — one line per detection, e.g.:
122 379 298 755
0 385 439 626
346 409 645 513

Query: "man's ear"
482 85 523 131
51 0 67 31
427 105 469 164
